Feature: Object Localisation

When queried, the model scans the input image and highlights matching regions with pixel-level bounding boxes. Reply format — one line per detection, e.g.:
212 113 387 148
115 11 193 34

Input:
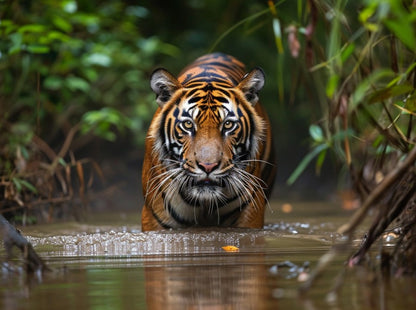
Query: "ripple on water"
25 221 339 257
26 229 269 256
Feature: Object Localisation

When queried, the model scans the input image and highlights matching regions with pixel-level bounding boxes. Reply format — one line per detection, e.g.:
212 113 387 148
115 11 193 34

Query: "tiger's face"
147 66 266 220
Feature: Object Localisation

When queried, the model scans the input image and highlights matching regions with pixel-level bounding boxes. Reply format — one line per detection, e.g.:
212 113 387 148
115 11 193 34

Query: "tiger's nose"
197 161 219 174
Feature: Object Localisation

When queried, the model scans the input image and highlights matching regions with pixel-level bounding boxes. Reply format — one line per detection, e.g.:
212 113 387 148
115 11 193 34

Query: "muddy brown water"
1 201 416 309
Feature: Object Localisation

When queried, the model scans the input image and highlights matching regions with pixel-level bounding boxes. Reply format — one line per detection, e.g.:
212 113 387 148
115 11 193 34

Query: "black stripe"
215 88 232 98
185 76 232 85
150 207 172 229
188 96 202 103
166 117 173 150
167 203 194 226
220 201 249 225
202 61 239 71
212 96 229 103
179 191 199 207
186 88 200 97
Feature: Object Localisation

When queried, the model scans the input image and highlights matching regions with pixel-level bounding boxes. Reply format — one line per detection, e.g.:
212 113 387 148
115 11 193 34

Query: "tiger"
141 53 276 231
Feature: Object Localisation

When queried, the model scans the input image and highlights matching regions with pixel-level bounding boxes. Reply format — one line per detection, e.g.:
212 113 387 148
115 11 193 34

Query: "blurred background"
2 0 414 224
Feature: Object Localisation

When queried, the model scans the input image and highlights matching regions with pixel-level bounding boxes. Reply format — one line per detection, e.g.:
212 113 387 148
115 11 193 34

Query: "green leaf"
19 179 38 194
384 19 416 51
327 1 343 70
44 76 64 90
287 143 329 185
8 32 23 54
315 148 327 175
18 24 46 33
65 76 90 92
12 178 38 194
47 30 71 42
359 3 377 24
12 178 22 192
81 108 132 141
84 53 112 67
349 69 395 111
52 16 73 33
330 128 355 142
126 6 149 18
0 19 17 35
326 74 340 98
309 125 324 142
26 45 50 54
272 18 284 54
368 83 414 103
358 2 379 31
340 43 355 62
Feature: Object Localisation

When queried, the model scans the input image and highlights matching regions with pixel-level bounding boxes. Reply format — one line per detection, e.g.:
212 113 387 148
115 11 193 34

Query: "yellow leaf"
222 245 239 252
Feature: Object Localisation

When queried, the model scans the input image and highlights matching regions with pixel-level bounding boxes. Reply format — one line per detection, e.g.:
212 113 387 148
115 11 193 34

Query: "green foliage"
1 0 414 212
0 0 180 164
0 0 178 219
81 108 132 141
0 1 177 153
286 0 416 185
287 125 354 185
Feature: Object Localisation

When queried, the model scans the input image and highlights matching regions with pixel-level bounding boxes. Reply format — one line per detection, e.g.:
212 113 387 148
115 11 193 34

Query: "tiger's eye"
183 120 193 129
223 120 234 130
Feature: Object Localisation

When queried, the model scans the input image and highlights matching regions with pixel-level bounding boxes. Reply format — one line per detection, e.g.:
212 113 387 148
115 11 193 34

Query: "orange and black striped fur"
141 53 276 231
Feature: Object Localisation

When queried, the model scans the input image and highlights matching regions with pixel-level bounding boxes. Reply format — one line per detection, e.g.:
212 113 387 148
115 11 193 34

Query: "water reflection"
144 253 273 309
2 203 416 309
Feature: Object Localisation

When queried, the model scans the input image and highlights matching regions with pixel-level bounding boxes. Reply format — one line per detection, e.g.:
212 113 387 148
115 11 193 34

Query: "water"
1 201 416 309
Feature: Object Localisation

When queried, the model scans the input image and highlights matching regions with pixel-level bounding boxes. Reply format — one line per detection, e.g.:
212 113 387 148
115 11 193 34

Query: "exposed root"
1 214 48 274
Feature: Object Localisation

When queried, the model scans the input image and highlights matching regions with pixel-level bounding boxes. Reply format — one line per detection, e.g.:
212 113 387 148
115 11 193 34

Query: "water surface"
1 201 416 309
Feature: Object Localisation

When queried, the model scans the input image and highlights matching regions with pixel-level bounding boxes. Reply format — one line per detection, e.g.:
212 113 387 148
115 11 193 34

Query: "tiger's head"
147 66 266 211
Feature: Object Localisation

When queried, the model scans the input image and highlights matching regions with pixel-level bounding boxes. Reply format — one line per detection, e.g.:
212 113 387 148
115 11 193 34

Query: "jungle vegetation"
0 0 415 276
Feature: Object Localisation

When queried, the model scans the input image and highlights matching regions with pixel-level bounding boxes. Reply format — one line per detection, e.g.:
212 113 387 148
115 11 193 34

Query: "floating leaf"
222 245 239 252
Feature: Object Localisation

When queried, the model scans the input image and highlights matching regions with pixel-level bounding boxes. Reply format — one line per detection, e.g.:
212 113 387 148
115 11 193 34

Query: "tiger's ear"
150 68 181 107
237 68 265 106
